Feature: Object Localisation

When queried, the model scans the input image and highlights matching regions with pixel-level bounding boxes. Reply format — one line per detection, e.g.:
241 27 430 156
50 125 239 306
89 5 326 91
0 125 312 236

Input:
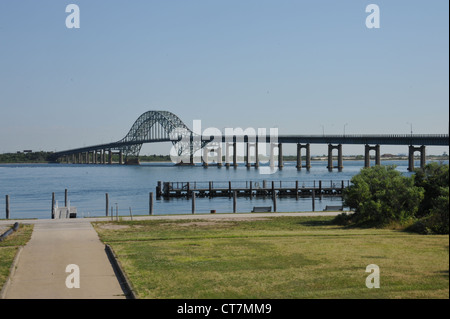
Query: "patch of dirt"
166 217 269 228
96 217 269 230
176 221 224 227
97 224 131 230
214 217 269 222
96 223 145 230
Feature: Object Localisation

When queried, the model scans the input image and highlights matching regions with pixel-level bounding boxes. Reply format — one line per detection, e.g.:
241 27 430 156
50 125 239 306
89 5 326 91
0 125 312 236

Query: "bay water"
0 160 443 219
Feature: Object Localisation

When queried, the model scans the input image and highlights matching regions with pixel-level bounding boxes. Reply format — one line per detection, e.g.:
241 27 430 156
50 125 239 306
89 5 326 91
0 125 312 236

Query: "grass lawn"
0 224 34 290
93 216 449 299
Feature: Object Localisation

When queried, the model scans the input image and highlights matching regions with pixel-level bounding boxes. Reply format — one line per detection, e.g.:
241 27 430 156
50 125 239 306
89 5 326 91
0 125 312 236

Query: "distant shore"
0 151 448 164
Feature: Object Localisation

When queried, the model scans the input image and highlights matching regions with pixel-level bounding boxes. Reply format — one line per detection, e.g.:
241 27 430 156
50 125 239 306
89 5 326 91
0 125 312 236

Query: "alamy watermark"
365 264 380 289
65 4 80 29
65 264 80 289
65 4 380 30
366 4 380 29
169 120 280 175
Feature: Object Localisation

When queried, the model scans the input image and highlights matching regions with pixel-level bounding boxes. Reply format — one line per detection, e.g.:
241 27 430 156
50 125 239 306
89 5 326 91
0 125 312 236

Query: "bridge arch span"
118 110 193 157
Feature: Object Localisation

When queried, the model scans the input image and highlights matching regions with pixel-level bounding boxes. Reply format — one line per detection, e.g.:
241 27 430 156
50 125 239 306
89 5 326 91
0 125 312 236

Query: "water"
0 160 443 219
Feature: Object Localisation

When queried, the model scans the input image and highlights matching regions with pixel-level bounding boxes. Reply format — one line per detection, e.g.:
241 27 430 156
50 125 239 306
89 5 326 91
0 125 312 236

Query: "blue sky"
0 0 448 155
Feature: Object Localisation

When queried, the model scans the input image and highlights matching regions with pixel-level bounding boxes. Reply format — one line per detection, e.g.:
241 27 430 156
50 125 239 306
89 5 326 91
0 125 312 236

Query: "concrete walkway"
1 211 344 299
1 219 127 299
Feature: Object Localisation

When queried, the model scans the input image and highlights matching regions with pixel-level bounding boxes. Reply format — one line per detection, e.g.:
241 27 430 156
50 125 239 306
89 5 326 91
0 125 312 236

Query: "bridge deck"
51 134 449 159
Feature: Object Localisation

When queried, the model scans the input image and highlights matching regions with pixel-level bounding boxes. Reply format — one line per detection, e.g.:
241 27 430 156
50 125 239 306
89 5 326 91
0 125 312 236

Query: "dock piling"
273 192 277 212
149 192 154 215
51 192 55 219
5 195 10 220
312 189 316 212
106 193 109 217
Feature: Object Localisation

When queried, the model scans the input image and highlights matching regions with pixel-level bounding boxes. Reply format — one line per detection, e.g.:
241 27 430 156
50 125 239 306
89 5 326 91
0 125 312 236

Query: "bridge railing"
279 134 449 138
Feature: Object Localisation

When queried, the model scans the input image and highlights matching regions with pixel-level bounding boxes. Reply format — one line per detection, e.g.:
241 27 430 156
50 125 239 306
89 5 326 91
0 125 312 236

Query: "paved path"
1 212 344 299
2 219 126 299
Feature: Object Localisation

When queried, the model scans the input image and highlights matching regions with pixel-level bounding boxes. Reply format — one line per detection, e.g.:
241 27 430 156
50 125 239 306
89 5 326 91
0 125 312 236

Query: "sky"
0 0 448 156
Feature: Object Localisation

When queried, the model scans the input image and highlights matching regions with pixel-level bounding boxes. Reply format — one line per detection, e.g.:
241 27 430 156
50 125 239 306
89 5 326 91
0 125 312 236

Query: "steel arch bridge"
50 109 449 166
50 110 206 163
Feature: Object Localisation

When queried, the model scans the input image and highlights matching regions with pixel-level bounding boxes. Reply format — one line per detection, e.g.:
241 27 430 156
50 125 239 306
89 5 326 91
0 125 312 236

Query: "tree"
413 162 449 217
408 163 449 234
342 165 424 226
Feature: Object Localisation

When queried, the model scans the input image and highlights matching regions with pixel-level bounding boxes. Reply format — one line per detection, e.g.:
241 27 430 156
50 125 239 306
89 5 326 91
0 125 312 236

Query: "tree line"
0 151 53 163
0 152 173 163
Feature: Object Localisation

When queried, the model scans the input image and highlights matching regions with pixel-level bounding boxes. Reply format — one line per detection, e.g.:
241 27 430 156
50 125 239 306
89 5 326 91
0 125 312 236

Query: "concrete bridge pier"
268 143 283 169
245 142 259 168
233 142 238 167
408 145 426 171
278 143 284 169
217 146 223 167
296 143 311 170
254 142 259 168
190 150 194 166
225 142 231 168
269 143 276 168
327 144 343 172
364 144 381 168
246 143 251 168
203 145 223 167
202 147 209 167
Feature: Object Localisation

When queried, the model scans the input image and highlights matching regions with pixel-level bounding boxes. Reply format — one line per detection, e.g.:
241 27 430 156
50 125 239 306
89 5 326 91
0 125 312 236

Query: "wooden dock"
156 180 350 199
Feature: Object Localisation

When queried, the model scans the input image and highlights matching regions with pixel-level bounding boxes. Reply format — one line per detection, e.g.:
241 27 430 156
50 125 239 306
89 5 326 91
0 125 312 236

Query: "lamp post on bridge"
407 122 413 137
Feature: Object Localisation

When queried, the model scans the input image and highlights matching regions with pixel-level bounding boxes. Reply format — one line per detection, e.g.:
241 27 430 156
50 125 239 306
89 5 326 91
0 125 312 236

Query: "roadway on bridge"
1 212 343 299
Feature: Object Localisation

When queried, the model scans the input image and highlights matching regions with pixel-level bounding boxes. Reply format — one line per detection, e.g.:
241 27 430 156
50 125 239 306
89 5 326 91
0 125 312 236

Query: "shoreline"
1 156 448 165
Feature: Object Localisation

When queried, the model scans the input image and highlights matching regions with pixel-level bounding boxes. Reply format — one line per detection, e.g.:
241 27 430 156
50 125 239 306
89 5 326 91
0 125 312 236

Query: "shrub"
341 165 424 227
408 163 449 234
408 187 449 234
333 212 353 226
414 162 449 217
